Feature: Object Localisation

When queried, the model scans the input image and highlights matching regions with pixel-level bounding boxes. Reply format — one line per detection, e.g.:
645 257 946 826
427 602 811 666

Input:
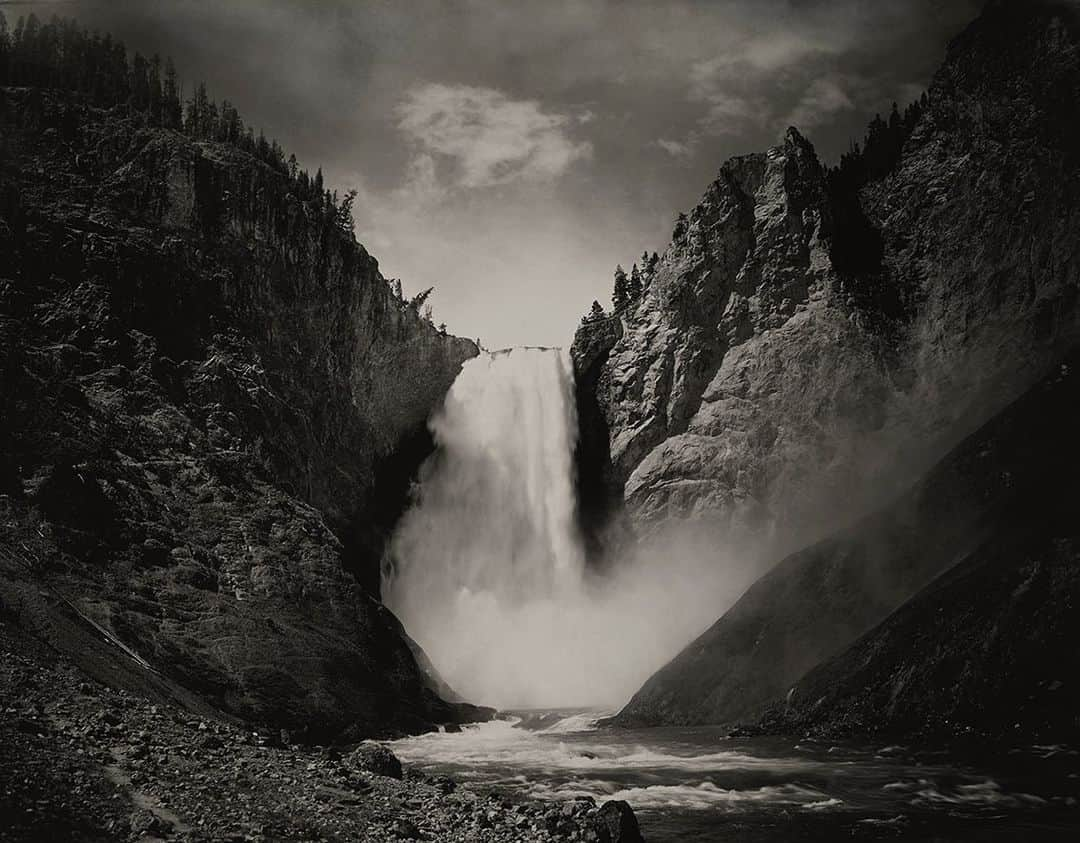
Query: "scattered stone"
391 817 421 839
129 808 170 837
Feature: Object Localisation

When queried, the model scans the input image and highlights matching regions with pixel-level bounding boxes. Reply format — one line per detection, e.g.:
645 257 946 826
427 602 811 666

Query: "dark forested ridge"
0 10 357 232
0 10 481 745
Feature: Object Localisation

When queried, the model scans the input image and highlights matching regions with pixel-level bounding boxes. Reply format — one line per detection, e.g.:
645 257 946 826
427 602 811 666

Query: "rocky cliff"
0 85 479 740
594 0 1080 732
572 0 1080 552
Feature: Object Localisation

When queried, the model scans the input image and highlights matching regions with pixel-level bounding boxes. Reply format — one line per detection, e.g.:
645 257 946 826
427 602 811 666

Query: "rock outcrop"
0 85 477 739
572 0 1080 553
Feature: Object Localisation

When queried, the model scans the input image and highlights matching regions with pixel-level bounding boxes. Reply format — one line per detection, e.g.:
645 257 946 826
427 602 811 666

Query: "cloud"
687 57 771 136
785 77 856 130
396 83 593 190
656 136 697 159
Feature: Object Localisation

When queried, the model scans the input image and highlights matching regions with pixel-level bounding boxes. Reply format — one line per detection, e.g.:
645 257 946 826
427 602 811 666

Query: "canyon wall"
586 0 1080 733
572 0 1080 555
0 86 478 739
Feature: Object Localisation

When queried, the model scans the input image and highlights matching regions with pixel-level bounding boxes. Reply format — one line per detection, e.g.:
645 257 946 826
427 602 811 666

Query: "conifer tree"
336 189 357 234
410 287 434 310
163 57 181 128
131 52 150 111
148 54 163 125
612 265 629 312
628 264 643 300
0 13 10 85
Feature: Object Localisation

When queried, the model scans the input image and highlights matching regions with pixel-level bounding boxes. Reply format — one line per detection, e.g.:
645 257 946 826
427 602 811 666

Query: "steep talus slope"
760 363 1080 743
615 357 1078 729
573 0 1080 549
761 480 1079 744
0 87 478 739
601 0 1080 730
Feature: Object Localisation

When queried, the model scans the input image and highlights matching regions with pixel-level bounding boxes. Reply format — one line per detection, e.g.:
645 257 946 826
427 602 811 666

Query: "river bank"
0 621 638 842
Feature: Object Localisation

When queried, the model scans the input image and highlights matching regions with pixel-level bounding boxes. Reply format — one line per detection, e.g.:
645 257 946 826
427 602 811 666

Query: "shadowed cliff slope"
615 356 1079 731
0 84 479 740
761 419 1080 744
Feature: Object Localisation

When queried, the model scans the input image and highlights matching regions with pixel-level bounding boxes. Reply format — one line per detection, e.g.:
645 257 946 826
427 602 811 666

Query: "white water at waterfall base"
389 712 1080 842
382 346 751 709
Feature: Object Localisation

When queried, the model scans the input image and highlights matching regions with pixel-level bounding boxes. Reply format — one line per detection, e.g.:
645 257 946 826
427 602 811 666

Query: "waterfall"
383 347 588 707
384 347 749 709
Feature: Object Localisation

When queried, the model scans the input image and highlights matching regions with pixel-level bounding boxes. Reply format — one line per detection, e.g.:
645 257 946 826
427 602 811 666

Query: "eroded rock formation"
573 0 1080 553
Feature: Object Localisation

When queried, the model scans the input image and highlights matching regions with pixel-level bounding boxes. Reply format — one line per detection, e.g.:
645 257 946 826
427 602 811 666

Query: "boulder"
347 742 403 779
593 800 644 843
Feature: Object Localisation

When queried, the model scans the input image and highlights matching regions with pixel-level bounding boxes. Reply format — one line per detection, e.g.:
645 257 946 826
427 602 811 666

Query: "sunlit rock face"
588 0 1080 733
573 0 1080 554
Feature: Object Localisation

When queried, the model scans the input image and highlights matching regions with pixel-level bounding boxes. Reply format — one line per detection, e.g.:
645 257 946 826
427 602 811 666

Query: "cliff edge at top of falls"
572 0 1080 553
0 80 480 740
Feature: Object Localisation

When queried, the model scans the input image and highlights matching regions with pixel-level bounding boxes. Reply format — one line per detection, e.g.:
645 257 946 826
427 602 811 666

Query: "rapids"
390 714 1080 842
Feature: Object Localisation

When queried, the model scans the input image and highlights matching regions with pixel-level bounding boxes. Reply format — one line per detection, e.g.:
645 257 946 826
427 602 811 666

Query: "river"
390 710 1080 841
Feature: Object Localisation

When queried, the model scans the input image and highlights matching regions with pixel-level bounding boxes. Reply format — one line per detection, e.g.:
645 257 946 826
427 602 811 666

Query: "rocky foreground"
0 620 643 842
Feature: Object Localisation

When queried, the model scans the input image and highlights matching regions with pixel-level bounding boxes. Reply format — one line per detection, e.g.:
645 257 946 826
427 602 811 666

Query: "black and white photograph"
1 1 1079 840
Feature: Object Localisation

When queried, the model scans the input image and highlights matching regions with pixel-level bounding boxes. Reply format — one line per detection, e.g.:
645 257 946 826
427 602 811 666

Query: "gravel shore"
0 621 641 842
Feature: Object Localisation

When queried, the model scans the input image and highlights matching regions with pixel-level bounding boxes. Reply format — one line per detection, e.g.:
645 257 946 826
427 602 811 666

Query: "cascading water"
383 347 589 707
383 346 747 709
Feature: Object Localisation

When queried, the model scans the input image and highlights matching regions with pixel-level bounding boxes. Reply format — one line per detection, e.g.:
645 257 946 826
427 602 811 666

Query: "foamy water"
389 714 1080 841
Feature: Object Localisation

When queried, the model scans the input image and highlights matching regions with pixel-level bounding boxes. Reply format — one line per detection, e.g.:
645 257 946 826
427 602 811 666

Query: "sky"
12 0 981 348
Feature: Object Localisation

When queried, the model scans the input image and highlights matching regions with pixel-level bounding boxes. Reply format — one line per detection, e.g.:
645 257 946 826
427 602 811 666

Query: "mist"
382 347 762 709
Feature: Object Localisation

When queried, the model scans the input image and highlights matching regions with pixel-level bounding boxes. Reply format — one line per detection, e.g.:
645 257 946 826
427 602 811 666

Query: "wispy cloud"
688 57 760 135
396 83 593 190
785 77 856 130
655 136 698 159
